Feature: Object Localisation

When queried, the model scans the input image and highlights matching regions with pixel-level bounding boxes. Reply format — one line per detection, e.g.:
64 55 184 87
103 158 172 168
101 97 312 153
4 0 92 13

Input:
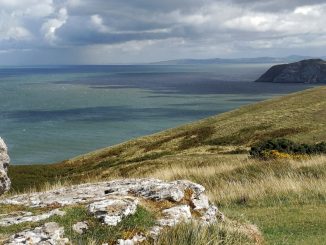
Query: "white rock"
0 137 11 195
0 179 207 207
117 234 146 245
149 226 163 239
200 205 224 224
0 209 66 227
5 222 69 245
1 178 223 243
158 205 192 226
191 194 210 210
105 179 185 202
72 221 88 234
88 197 138 226
171 180 206 196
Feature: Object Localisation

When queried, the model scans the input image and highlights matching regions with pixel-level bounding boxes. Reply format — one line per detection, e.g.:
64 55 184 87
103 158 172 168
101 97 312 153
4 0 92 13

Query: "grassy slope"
9 86 326 191
6 86 326 244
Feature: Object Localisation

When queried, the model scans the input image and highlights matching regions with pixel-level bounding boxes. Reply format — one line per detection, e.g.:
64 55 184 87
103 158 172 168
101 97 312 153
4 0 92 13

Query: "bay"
0 64 313 164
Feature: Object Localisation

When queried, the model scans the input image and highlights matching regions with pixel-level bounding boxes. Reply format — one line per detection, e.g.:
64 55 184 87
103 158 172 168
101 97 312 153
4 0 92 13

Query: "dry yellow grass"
117 154 326 207
156 220 263 245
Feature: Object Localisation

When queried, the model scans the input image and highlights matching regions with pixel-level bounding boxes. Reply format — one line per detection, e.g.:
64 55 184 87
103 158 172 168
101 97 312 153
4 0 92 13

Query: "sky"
0 0 325 65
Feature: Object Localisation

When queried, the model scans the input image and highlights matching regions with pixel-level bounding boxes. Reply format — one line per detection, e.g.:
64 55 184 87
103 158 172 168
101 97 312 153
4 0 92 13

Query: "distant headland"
255 59 326 83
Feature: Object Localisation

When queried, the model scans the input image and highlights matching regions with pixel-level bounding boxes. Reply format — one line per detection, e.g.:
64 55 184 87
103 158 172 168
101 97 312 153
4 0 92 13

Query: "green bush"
250 139 326 158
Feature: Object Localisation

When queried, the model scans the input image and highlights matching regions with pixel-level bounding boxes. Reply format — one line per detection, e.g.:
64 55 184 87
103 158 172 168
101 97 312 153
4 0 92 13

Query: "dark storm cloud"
0 0 325 64
230 0 326 11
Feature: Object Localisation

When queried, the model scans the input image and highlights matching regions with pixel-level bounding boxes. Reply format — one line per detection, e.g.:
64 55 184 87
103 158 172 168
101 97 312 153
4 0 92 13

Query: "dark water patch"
54 72 314 95
167 102 219 107
1 106 221 123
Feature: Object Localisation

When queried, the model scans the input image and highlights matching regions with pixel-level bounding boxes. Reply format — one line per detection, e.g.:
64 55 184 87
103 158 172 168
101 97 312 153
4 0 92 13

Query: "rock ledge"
0 137 10 195
1 178 223 244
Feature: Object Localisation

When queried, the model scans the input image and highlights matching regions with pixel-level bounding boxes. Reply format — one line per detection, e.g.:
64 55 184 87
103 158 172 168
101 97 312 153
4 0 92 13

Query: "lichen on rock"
0 137 11 196
0 178 223 244
5 222 69 245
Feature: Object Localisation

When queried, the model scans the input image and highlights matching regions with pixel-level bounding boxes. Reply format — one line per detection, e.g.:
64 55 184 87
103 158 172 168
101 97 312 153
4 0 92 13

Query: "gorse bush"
250 138 326 158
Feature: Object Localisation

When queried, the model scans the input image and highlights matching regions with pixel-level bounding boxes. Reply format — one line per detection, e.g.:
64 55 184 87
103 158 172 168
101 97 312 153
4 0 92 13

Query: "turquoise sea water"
0 64 313 164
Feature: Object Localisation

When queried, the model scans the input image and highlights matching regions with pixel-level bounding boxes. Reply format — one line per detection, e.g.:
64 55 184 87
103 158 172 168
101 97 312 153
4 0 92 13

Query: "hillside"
5 86 326 244
9 86 326 191
255 59 326 83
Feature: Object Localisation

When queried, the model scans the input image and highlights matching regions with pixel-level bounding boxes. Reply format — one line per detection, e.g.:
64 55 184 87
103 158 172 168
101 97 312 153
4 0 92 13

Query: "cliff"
255 59 326 83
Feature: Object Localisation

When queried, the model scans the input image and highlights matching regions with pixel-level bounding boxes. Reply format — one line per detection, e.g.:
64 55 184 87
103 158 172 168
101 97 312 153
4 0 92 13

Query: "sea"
0 64 314 164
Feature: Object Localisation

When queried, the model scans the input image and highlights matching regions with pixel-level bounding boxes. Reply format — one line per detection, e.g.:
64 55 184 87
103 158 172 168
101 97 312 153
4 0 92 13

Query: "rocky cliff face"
255 59 326 83
0 137 11 195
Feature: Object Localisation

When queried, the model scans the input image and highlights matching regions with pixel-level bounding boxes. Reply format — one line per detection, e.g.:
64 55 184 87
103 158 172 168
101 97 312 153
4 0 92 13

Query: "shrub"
250 139 326 159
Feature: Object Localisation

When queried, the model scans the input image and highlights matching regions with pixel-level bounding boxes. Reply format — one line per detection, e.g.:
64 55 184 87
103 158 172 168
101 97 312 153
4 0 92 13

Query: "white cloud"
90 14 110 33
0 10 32 42
41 8 68 44
0 0 54 17
294 5 321 16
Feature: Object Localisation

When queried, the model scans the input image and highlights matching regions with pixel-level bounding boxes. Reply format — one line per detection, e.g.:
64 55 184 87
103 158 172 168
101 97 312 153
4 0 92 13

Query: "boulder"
5 222 69 245
72 221 88 234
0 137 11 195
88 197 138 226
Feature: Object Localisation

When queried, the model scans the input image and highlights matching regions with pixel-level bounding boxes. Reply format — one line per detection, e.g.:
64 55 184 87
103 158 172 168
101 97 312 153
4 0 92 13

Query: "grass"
3 86 326 244
5 154 326 244
50 205 155 244
156 221 262 245
223 203 326 245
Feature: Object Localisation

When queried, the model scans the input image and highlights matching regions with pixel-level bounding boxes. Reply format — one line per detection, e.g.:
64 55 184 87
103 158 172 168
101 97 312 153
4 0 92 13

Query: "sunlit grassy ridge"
6 86 326 244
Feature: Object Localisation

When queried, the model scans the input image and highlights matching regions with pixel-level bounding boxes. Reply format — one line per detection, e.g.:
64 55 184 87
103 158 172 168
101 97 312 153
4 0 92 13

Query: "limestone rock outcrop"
0 137 11 195
5 222 69 245
0 179 223 244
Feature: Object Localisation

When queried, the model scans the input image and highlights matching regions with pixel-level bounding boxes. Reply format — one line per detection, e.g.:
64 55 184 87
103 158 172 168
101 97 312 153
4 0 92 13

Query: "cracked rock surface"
0 178 223 244
0 209 65 227
5 222 69 245
0 137 10 196
88 197 138 226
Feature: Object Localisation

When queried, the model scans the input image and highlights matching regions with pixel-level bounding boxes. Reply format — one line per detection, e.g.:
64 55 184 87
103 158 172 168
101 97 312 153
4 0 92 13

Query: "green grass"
223 203 326 245
156 221 259 245
49 205 155 244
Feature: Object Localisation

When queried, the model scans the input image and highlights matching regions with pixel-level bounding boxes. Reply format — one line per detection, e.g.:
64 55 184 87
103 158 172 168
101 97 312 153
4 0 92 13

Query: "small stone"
149 226 163 239
117 234 146 245
158 205 192 226
72 221 89 234
5 222 69 245
88 197 138 226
